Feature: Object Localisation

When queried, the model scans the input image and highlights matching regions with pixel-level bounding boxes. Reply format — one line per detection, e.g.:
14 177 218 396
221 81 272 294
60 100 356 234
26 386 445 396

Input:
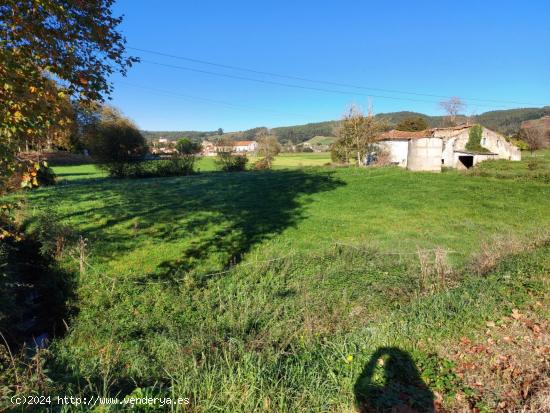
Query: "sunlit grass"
12 151 550 411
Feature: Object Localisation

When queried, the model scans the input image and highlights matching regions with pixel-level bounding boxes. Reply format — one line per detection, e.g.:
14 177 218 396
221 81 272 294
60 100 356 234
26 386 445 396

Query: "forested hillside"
142 106 550 143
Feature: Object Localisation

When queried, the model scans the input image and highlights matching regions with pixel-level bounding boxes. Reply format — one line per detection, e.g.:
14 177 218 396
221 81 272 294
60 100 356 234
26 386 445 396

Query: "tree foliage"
396 116 429 132
83 108 147 177
255 130 281 169
335 105 386 166
176 138 201 155
0 0 136 190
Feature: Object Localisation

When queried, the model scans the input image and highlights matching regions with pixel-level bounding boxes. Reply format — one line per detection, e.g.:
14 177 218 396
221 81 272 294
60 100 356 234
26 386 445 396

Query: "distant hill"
304 136 337 146
477 107 550 136
141 130 219 142
522 115 550 148
142 106 550 144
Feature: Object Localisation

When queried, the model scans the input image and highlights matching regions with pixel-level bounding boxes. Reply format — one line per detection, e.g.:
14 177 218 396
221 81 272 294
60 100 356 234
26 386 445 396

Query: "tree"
520 128 545 156
335 105 386 166
217 128 224 135
173 138 201 174
396 117 429 132
0 0 136 191
255 130 281 169
176 138 201 155
83 108 147 177
439 97 466 125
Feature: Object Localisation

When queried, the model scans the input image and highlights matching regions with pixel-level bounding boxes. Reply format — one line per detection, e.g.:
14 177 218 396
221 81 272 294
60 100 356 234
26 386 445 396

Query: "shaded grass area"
3 159 550 411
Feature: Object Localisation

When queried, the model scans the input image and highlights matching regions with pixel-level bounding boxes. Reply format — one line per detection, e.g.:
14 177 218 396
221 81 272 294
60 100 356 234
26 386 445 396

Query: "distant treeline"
143 106 550 144
141 130 219 142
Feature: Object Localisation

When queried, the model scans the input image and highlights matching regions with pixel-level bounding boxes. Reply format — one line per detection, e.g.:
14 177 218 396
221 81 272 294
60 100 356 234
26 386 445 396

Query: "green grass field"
52 153 332 181
6 151 550 411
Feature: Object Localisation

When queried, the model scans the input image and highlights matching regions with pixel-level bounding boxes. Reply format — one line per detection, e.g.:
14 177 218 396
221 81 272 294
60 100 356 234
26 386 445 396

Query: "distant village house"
201 140 257 156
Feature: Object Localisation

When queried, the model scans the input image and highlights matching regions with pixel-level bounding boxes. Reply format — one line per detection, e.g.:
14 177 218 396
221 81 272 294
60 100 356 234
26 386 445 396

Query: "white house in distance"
375 125 521 172
201 140 258 156
233 140 258 153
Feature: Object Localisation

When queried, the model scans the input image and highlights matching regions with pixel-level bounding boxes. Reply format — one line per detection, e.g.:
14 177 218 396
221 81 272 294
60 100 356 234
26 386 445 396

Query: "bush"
27 210 75 258
5 160 57 191
215 152 248 172
253 157 271 170
331 139 350 163
84 120 148 178
511 138 529 151
153 157 197 176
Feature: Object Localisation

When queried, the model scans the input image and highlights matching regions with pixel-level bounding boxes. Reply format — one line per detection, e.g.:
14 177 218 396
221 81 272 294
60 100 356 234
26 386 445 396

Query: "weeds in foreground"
1 236 549 412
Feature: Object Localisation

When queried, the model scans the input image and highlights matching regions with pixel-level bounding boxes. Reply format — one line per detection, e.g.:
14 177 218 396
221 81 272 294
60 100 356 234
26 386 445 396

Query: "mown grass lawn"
11 151 550 411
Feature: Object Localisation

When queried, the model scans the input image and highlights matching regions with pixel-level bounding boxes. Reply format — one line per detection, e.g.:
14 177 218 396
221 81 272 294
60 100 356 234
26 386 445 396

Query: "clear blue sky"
109 0 550 132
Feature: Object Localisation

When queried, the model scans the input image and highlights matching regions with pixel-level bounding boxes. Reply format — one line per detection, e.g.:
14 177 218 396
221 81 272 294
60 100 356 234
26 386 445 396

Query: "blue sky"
110 0 550 132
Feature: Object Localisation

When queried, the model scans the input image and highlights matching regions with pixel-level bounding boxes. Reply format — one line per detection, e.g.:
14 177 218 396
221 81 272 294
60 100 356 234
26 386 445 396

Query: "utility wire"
139 58 509 109
117 81 308 118
129 46 544 107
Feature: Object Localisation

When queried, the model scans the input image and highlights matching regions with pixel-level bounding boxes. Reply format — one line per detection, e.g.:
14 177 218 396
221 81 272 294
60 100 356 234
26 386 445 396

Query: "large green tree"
0 0 136 190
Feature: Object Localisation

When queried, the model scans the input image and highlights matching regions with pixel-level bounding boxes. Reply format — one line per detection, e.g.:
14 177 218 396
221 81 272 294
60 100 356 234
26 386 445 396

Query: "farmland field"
52 152 332 181
6 151 550 411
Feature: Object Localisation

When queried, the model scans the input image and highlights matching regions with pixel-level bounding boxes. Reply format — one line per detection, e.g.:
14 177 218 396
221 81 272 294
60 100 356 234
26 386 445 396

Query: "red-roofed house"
375 125 520 172
233 141 258 153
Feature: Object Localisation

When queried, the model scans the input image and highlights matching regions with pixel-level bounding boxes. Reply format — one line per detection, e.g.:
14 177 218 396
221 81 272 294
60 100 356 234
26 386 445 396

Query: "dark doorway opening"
458 155 474 169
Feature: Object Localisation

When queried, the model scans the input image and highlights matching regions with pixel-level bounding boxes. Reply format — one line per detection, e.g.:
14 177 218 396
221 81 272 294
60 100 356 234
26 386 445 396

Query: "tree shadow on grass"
354 347 435 413
37 169 345 280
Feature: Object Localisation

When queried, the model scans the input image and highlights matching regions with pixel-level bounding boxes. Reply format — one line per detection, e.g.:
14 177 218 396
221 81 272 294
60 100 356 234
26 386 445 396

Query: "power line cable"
138 58 510 109
117 81 308 118
128 46 544 107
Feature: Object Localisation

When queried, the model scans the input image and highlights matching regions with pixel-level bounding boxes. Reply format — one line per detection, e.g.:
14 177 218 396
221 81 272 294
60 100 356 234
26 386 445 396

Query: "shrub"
331 139 350 163
511 138 529 151
215 152 248 172
11 160 57 190
153 158 196 176
253 157 271 170
84 120 147 178
28 210 75 258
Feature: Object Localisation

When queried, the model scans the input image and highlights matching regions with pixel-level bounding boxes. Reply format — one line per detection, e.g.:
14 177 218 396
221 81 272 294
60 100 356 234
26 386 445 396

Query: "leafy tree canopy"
0 0 136 189
396 116 429 132
176 138 201 155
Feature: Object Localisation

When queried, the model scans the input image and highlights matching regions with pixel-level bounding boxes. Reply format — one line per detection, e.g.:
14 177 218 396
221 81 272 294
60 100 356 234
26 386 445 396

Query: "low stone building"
375 125 521 172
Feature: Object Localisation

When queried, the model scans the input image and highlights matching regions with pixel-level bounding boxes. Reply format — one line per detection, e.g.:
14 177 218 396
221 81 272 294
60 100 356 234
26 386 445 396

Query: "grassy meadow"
5 151 550 411
53 152 332 181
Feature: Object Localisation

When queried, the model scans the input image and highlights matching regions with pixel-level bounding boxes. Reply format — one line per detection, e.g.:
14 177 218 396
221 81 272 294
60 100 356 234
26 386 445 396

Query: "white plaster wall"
441 137 456 166
407 138 443 172
480 128 521 160
378 140 409 167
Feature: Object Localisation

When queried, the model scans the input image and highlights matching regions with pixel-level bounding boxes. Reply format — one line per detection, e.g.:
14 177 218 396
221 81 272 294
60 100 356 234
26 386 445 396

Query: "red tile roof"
233 141 256 146
377 129 433 141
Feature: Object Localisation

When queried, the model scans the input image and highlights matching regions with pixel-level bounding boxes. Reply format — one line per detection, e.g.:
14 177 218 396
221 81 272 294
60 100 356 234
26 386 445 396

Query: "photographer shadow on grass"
354 347 435 413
